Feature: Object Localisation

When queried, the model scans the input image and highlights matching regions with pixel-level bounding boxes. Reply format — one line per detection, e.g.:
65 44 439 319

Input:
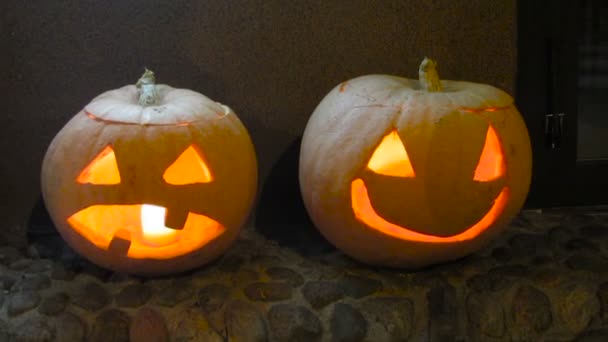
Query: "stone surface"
130 307 169 342
169 308 223 342
73 281 110 312
196 283 230 313
360 297 415 341
301 281 344 309
511 285 553 339
268 304 323 342
12 316 55 342
427 284 462 341
0 208 607 341
466 291 505 338
225 300 267 342
55 312 87 342
90 309 131 342
156 278 196 307
331 303 367 342
554 283 600 335
11 273 51 291
115 283 152 308
599 282 608 324
337 275 383 299
38 291 69 316
7 291 41 317
244 282 292 301
266 267 305 287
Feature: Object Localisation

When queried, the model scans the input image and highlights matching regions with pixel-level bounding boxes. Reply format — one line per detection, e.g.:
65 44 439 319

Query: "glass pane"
577 0 608 161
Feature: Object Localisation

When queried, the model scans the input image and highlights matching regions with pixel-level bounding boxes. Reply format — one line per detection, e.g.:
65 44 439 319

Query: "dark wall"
0 0 516 245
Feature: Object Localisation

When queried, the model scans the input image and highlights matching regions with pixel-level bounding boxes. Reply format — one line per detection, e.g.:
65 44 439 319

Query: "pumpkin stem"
418 57 443 92
136 68 160 106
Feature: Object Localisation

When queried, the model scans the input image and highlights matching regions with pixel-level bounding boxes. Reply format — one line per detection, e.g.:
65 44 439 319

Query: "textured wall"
0 0 516 245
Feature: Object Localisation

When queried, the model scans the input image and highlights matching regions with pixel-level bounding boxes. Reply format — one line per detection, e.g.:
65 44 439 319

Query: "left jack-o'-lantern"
41 70 257 275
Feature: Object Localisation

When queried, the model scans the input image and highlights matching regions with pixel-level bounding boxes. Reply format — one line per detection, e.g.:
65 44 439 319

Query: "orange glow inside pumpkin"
352 125 509 242
367 130 415 177
163 145 213 184
351 179 509 242
70 144 222 259
77 145 121 185
68 204 225 259
473 126 505 181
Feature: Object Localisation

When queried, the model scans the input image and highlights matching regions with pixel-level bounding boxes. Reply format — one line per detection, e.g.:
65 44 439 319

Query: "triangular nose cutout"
367 130 415 177
77 145 121 185
474 125 506 182
163 145 213 185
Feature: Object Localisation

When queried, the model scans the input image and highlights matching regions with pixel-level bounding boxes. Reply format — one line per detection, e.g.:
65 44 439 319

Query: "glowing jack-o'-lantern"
299 59 531 268
41 70 257 275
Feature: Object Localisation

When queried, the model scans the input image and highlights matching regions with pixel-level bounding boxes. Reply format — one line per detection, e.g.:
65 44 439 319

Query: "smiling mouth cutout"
68 204 225 259
351 126 509 243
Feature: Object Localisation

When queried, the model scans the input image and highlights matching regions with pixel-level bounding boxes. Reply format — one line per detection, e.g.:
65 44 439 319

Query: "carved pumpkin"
41 70 257 275
299 59 531 268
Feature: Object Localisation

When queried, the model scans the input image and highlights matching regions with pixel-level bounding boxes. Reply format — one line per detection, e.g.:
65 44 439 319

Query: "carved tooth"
164 208 189 230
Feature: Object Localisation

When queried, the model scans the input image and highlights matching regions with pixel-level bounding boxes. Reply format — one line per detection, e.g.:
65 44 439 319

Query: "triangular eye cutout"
474 125 506 182
367 130 415 177
163 145 213 185
77 145 121 185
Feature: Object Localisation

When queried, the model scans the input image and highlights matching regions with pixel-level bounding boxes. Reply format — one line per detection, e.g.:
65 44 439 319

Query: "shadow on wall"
255 137 335 257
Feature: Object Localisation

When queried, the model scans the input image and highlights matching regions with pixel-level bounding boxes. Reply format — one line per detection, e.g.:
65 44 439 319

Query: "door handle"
545 112 565 149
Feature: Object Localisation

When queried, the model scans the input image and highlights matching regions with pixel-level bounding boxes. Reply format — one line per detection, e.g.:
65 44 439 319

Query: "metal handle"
545 112 565 149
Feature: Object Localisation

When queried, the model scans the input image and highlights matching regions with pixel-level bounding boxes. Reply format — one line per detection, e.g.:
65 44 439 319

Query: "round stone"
244 282 292 301
7 291 41 317
73 281 110 312
301 281 344 309
169 308 223 342
466 292 505 338
0 272 18 290
225 300 267 342
115 283 153 308
511 285 552 339
0 246 23 265
563 238 599 252
12 316 55 341
427 285 462 341
38 291 69 316
575 329 608 342
90 309 131 342
130 307 169 342
11 273 51 291
196 283 230 313
331 303 367 342
579 224 608 239
25 259 53 273
267 304 322 342
337 275 382 298
360 297 414 341
50 262 76 281
55 312 87 342
555 283 600 334
565 254 608 273
466 273 513 293
9 258 33 271
599 282 608 324
266 267 304 287
156 278 196 307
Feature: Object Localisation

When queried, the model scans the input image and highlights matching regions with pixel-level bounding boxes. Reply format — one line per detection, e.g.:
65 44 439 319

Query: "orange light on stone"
351 178 509 243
